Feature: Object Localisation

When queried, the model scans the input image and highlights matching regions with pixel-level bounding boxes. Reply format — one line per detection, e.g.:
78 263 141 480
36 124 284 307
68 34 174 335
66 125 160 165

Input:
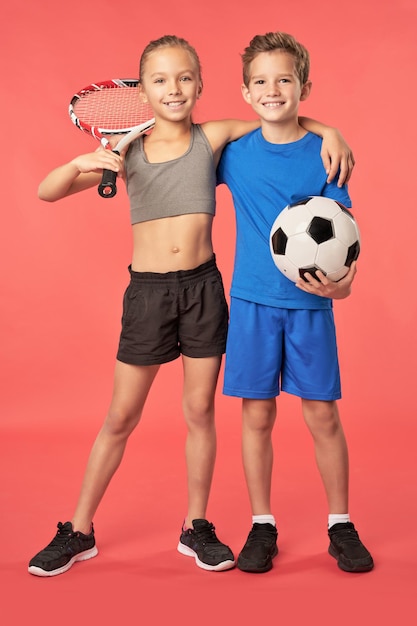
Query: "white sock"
252 514 276 527
328 513 350 529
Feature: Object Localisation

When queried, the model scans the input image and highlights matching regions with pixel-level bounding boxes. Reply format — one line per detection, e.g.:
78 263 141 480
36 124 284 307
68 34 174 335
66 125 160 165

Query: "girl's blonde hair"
139 35 202 84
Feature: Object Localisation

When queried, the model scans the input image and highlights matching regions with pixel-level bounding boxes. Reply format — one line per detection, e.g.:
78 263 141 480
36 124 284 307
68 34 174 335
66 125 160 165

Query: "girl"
28 35 354 576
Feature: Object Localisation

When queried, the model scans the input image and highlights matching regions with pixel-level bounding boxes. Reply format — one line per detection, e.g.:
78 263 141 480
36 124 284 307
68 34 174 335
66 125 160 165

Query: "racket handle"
98 150 120 198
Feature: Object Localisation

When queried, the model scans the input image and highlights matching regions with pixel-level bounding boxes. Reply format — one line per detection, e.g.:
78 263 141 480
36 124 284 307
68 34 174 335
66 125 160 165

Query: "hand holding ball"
270 196 360 283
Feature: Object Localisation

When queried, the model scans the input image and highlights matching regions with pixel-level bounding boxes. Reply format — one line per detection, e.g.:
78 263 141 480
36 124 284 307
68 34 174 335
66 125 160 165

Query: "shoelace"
245 526 276 547
44 523 75 551
192 523 228 553
193 523 218 543
332 527 361 546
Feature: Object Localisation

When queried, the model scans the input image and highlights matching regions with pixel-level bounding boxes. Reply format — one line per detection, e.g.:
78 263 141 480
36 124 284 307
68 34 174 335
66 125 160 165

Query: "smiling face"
241 50 311 127
139 46 202 123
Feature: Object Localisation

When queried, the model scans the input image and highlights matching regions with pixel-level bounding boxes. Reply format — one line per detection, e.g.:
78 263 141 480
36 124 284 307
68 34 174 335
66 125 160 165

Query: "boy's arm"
38 149 123 202
295 261 357 299
299 117 355 188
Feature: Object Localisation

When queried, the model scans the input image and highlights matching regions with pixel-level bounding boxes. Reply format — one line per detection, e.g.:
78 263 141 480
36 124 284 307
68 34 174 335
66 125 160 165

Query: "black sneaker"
177 519 235 571
28 521 98 577
237 523 278 573
328 522 374 572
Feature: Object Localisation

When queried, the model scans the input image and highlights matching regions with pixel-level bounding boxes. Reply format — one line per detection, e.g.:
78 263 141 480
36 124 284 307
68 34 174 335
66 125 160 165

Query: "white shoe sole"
28 546 98 577
177 542 235 571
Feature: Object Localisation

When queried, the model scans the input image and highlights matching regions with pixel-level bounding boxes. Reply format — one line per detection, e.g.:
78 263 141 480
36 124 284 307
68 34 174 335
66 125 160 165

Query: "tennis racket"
69 79 155 198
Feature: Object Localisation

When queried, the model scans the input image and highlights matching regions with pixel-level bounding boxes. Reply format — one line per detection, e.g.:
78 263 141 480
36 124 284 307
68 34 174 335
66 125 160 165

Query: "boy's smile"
241 50 311 136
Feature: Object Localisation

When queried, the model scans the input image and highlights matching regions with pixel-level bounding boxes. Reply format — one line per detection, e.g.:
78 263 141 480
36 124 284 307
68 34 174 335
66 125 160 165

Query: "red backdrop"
1 1 416 624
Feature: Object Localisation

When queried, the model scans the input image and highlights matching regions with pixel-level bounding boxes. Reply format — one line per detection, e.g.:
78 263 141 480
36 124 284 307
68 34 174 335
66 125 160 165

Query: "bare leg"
72 360 160 533
302 399 349 513
181 355 221 528
241 398 277 515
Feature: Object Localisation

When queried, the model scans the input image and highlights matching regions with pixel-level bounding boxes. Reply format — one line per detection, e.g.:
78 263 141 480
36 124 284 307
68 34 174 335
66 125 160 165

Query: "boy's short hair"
242 31 310 87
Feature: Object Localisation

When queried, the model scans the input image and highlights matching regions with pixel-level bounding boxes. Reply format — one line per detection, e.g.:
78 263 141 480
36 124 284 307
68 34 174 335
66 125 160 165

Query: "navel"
172 246 180 254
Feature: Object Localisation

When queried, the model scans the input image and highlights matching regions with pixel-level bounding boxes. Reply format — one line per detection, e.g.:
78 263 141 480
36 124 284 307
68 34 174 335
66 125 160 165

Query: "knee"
103 406 141 438
183 395 215 430
243 402 276 435
303 401 341 436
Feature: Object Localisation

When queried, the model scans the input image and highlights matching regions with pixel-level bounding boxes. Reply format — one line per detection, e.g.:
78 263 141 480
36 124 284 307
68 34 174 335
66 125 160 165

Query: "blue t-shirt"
217 129 352 309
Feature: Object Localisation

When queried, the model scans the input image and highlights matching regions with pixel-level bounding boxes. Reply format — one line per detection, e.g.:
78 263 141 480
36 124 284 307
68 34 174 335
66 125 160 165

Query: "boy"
217 31 373 573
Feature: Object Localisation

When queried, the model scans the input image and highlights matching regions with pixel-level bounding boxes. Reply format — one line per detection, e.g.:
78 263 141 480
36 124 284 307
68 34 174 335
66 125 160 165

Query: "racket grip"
98 150 120 198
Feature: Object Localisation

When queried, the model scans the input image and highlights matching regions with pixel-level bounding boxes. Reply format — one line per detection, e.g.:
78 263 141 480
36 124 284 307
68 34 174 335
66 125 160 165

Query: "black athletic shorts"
116 255 229 366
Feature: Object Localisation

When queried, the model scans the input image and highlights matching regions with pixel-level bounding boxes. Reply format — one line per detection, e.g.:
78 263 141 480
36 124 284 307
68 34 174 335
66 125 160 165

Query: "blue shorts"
223 298 341 400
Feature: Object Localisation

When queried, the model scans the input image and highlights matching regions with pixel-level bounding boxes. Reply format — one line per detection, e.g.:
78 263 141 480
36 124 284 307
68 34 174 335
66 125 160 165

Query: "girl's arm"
201 119 260 165
38 149 123 202
299 117 355 187
203 119 260 143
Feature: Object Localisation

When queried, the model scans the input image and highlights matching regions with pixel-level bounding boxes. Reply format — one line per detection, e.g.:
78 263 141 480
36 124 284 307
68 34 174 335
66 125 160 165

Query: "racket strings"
73 88 152 130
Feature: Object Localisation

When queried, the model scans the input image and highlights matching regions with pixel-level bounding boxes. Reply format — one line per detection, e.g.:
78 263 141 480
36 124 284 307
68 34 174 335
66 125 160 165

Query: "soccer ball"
270 196 360 283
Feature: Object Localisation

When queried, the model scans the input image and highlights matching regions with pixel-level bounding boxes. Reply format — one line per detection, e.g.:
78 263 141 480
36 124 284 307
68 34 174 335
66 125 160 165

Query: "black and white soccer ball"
270 196 360 283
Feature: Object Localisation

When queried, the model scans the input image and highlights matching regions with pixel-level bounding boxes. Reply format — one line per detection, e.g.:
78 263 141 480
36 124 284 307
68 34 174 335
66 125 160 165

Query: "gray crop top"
125 123 216 224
